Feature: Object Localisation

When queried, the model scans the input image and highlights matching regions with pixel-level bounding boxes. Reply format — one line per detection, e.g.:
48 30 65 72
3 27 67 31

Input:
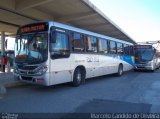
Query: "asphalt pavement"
0 69 160 118
0 70 27 99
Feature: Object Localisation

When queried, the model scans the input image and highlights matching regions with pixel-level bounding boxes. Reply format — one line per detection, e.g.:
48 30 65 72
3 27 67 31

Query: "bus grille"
21 76 33 81
20 66 38 70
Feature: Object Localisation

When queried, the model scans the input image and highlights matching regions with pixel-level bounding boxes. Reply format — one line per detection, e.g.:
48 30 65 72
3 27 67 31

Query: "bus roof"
51 21 133 45
17 21 134 45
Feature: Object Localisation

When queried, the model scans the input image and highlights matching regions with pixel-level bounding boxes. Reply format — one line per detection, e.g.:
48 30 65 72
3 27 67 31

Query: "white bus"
14 21 135 86
134 45 160 71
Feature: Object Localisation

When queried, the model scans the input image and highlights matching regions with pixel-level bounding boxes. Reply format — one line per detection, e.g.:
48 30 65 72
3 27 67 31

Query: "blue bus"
134 45 160 71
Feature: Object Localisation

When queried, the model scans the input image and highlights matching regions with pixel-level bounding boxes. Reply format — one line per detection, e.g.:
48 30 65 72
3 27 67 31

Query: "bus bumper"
14 73 50 86
134 64 154 70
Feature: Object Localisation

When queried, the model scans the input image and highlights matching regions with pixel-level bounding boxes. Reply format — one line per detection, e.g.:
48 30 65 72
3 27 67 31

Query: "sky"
90 0 160 42
6 37 15 50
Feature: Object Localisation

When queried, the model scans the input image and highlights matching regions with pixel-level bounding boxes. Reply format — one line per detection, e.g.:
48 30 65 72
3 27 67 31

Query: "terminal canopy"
0 0 135 44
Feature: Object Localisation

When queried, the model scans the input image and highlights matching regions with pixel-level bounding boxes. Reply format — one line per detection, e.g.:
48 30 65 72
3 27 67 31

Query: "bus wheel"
117 64 123 76
72 68 82 87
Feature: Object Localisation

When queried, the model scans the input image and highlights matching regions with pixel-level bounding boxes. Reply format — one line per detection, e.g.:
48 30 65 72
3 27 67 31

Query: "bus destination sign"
19 23 48 34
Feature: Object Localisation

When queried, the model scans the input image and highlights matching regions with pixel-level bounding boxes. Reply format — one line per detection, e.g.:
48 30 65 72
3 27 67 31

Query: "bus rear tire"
117 64 123 76
72 68 82 87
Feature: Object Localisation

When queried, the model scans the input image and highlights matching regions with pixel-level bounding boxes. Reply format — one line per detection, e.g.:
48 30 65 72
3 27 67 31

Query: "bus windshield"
15 33 48 64
135 49 154 62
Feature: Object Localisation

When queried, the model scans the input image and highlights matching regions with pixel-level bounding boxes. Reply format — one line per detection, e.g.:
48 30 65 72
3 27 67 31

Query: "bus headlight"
14 68 19 73
147 61 153 66
35 66 48 75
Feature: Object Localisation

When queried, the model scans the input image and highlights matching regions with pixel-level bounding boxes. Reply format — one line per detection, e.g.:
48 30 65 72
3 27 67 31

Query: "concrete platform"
0 71 26 99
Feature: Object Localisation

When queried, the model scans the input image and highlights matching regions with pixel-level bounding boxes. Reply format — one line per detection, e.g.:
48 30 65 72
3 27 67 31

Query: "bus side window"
72 32 84 52
86 36 97 53
109 40 117 54
50 32 70 59
129 46 134 56
117 42 123 55
122 44 124 55
123 44 130 55
98 38 108 54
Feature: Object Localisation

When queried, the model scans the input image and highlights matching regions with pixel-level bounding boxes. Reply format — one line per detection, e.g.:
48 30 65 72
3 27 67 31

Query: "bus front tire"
117 64 123 76
72 68 82 87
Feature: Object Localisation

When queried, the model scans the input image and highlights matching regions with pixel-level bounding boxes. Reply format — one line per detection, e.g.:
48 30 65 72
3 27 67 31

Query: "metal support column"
1 31 5 72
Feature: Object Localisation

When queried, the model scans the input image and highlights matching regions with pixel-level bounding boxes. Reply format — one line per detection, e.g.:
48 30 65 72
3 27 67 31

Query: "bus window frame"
98 38 108 54
71 31 85 53
117 42 124 55
86 35 98 53
108 40 117 54
123 44 130 56
50 27 70 59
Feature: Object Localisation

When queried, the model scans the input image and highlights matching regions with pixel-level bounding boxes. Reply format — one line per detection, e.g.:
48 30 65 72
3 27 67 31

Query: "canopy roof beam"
15 0 54 11
55 12 97 22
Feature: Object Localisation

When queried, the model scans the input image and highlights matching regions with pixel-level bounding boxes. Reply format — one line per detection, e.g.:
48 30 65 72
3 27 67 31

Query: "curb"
0 82 29 99
0 85 7 99
4 82 28 88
